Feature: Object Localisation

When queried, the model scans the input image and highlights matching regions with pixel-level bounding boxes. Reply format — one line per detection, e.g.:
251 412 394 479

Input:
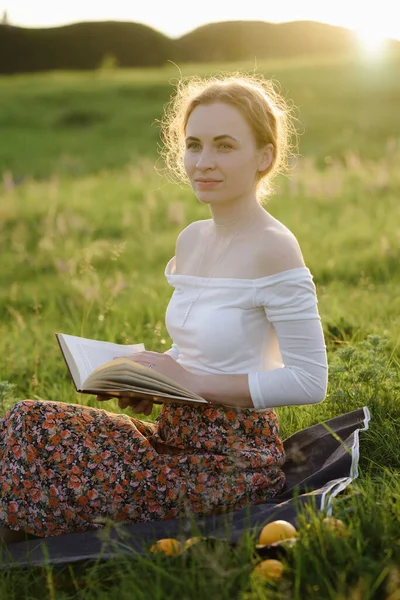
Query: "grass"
1 50 399 179
0 53 399 598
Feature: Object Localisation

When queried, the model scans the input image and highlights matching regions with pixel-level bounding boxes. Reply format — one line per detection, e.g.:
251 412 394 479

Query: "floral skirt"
0 399 286 537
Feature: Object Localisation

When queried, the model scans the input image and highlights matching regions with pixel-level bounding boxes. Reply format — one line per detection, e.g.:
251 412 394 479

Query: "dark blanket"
1 406 370 568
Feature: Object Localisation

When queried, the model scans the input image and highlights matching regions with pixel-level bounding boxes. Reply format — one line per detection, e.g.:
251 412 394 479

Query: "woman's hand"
96 394 154 416
95 351 200 414
117 351 198 392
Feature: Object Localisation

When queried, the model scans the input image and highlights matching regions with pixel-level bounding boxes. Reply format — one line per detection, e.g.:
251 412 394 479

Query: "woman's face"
183 101 272 206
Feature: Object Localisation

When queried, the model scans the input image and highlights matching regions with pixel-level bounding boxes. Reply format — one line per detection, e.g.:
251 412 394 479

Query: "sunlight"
355 26 388 58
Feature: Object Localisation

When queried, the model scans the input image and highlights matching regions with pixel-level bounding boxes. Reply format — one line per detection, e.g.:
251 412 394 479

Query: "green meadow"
0 53 399 598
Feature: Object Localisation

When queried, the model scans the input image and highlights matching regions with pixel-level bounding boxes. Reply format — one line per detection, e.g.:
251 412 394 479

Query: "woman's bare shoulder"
255 215 307 276
176 219 210 248
174 219 210 271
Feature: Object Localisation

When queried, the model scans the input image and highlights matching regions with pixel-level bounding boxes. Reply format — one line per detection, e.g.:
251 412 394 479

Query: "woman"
0 73 328 543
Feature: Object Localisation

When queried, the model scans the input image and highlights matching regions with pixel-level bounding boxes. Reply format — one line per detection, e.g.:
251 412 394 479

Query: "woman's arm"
192 317 328 409
163 342 180 360
192 372 254 408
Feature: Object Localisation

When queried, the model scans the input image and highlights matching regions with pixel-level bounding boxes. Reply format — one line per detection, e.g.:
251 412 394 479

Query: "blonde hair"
158 72 299 200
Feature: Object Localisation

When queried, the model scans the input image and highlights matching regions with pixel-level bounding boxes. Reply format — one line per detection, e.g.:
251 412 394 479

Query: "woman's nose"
196 151 216 170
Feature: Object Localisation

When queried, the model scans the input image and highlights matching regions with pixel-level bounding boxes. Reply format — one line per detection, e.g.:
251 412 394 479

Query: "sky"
2 0 400 44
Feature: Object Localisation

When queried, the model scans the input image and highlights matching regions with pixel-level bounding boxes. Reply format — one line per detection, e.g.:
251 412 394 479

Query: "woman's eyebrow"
185 135 238 142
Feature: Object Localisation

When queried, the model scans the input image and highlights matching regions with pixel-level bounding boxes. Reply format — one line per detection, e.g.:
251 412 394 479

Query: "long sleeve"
248 273 328 410
163 342 180 361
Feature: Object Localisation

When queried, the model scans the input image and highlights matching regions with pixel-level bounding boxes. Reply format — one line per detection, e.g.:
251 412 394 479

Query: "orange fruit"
252 559 284 582
322 517 348 536
149 538 181 556
182 536 206 551
258 520 297 546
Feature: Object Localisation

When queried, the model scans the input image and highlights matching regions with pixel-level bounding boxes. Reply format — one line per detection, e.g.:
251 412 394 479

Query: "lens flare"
355 26 389 58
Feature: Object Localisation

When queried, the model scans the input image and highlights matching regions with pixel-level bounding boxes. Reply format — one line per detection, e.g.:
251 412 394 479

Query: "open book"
56 333 207 405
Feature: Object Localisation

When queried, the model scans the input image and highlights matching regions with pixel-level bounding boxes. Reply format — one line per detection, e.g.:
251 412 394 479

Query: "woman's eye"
187 143 200 150
219 143 233 150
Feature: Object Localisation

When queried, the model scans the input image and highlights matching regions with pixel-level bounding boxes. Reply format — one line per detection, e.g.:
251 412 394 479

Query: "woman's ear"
257 143 274 172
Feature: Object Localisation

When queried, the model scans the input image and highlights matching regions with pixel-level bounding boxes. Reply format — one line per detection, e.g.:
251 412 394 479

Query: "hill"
0 21 171 73
176 20 358 62
0 19 399 74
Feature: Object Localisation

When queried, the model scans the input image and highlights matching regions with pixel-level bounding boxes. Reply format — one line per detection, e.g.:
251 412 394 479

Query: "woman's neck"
209 201 263 238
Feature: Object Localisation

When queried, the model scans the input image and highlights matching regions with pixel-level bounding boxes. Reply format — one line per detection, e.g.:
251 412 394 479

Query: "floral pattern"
0 399 286 537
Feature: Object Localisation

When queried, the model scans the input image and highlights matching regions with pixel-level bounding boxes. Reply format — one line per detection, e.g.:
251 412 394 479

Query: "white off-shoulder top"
163 256 328 411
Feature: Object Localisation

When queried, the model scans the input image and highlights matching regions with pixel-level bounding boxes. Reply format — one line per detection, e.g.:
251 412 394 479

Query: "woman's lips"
195 180 222 189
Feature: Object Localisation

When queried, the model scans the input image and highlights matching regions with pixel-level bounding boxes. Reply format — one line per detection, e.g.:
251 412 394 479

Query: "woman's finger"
117 396 153 415
133 399 153 415
142 400 153 416
96 394 113 402
131 399 151 414
118 396 131 409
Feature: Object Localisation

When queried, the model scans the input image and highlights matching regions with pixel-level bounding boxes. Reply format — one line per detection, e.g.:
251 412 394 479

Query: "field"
0 53 399 598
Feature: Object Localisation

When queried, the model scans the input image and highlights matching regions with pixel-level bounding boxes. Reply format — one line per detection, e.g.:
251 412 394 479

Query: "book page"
84 357 204 401
56 333 145 389
85 387 207 405
87 373 197 398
